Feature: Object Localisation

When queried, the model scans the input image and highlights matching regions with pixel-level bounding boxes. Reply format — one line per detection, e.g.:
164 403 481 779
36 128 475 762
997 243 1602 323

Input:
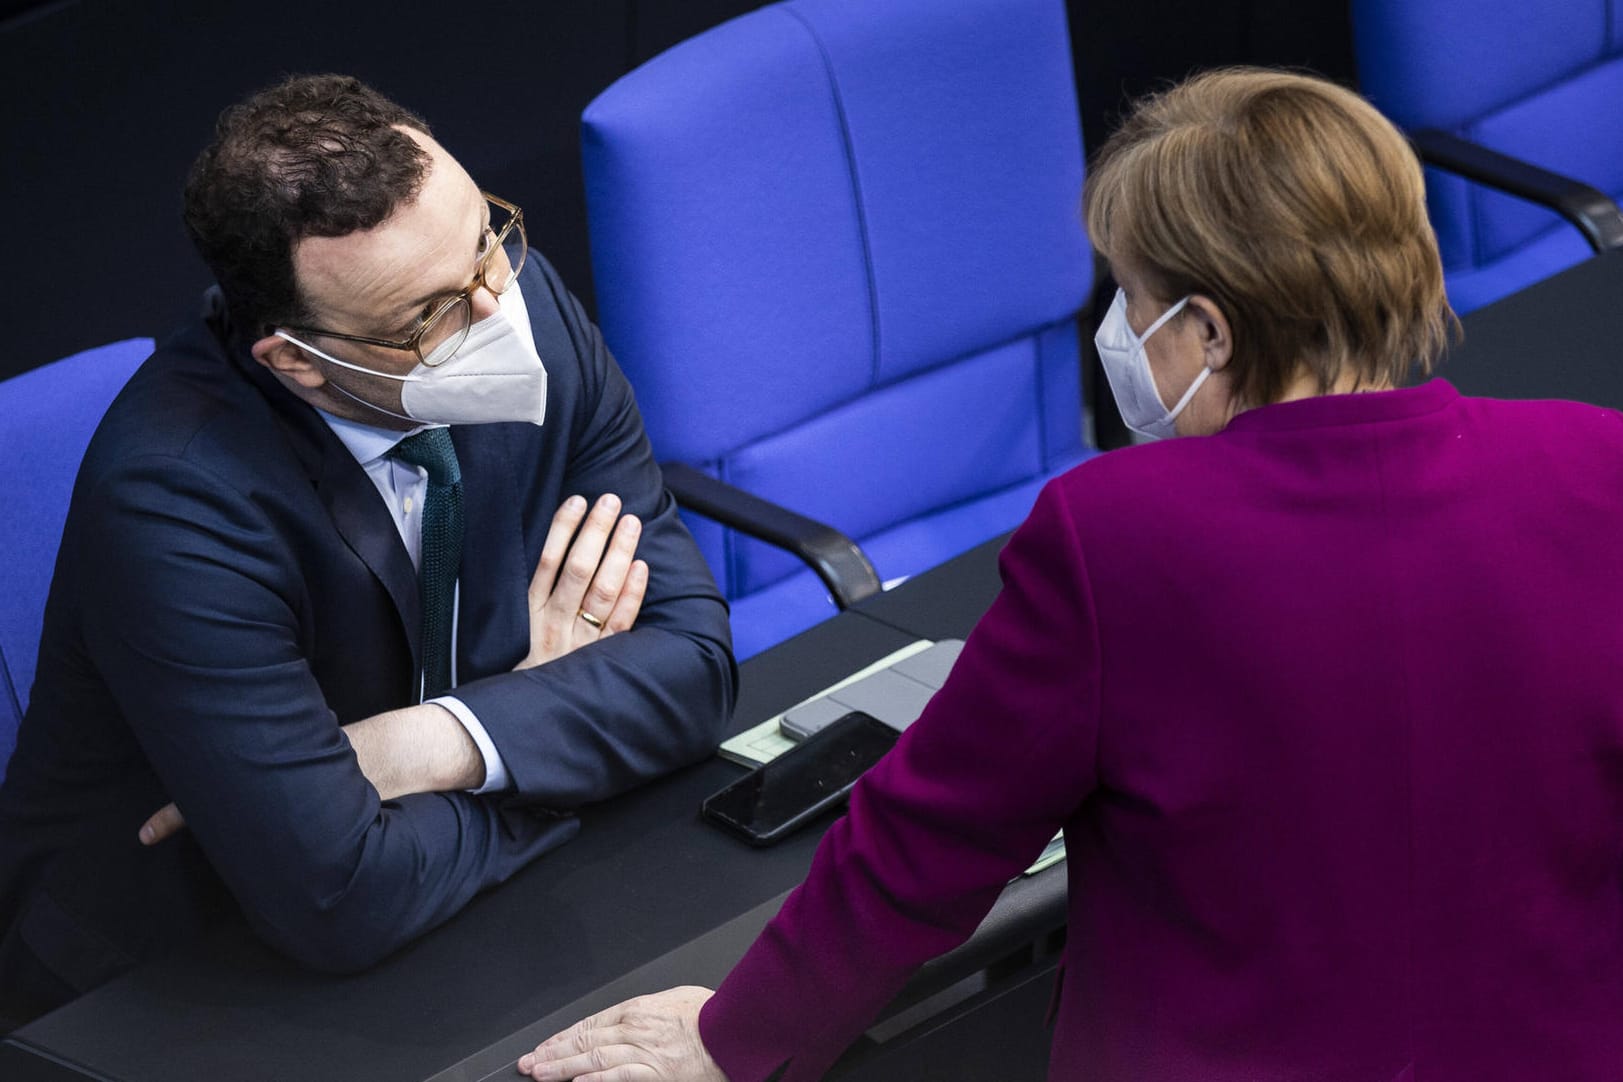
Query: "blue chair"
0 339 151 775
582 0 1097 659
1354 0 1623 313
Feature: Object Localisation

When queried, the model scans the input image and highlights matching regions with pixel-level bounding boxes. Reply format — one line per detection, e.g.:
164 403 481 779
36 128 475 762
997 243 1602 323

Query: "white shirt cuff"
428 695 511 794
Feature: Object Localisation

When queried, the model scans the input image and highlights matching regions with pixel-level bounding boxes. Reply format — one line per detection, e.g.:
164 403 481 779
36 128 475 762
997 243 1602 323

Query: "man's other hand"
138 803 186 845
519 493 648 670
137 703 485 845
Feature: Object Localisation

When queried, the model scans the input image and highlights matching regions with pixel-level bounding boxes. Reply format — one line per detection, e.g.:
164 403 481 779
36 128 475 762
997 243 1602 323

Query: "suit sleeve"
78 455 571 973
449 254 738 808
697 481 1102 1081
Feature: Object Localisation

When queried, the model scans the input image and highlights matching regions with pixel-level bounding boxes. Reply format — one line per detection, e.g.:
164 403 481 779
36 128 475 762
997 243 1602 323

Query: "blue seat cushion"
725 450 1093 660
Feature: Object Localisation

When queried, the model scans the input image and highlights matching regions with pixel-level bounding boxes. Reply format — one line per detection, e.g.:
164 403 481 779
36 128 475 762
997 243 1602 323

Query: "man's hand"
518 493 648 670
138 703 482 845
138 804 185 846
516 986 726 1081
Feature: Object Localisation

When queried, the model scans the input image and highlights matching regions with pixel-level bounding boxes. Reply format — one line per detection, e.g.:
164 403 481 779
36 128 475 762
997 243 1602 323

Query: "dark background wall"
0 0 1353 381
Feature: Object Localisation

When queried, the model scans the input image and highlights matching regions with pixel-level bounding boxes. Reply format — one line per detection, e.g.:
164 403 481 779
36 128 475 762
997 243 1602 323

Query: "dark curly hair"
183 73 433 337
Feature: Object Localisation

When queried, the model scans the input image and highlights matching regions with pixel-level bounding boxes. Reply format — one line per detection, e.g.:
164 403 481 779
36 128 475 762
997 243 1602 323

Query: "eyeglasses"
284 192 527 367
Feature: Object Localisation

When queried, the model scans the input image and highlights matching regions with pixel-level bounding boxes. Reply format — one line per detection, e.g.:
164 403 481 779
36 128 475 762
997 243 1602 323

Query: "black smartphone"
702 710 899 846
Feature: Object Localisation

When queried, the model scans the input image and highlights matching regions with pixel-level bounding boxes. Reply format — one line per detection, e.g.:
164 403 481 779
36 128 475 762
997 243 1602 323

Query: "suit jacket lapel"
316 450 422 681
217 318 424 681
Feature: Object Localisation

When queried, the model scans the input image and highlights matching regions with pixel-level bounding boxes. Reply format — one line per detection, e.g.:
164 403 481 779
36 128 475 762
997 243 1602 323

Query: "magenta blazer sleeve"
698 482 1102 1081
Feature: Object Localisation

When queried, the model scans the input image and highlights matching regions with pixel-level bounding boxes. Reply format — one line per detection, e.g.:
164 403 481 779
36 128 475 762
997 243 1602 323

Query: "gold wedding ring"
576 609 605 630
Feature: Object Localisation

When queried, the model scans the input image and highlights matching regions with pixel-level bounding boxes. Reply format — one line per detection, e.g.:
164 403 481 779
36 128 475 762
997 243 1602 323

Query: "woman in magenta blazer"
520 69 1623 1081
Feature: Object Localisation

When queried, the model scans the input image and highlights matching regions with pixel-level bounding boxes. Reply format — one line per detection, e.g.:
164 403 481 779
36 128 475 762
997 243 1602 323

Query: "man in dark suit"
0 74 735 1028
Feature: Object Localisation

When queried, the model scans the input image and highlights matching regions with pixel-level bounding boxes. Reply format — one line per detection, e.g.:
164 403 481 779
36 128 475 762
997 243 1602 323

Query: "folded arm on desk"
83 456 572 973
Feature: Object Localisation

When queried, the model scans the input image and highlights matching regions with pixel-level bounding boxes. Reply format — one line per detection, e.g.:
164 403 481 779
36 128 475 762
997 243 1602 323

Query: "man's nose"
469 284 503 323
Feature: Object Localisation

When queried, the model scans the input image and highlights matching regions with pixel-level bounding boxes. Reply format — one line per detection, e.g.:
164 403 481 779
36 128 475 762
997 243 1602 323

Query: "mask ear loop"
324 374 422 426
273 329 423 424
1162 363 1212 422
273 330 425 382
1130 295 1198 415
1133 295 1190 347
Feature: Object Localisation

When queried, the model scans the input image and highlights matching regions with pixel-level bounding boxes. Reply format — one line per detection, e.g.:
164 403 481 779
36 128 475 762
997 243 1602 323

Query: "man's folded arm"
454 258 738 808
452 473 737 807
80 455 566 972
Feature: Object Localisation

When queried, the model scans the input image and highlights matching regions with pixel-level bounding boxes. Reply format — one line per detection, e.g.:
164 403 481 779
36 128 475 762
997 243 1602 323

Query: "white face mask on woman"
1093 288 1208 440
276 284 548 427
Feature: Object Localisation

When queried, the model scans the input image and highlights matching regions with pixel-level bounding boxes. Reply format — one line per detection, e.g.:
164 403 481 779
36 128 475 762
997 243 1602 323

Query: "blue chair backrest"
1355 0 1623 311
0 339 151 772
582 0 1094 656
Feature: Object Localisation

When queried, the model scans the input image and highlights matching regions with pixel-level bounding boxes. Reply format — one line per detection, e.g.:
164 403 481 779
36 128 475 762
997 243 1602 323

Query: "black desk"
856 533 1005 643
1445 250 1623 409
3 559 1063 1082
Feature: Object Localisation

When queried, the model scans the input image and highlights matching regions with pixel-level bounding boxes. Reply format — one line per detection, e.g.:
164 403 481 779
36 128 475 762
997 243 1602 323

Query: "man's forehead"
291 130 483 331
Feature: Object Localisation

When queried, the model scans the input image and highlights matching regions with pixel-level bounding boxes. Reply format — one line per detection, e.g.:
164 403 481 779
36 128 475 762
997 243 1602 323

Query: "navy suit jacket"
0 254 735 1021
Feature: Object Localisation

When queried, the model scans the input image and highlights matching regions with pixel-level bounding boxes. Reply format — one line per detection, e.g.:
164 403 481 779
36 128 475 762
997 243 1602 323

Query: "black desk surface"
856 534 1005 643
2 614 913 1081
1444 250 1623 409
5 583 1061 1082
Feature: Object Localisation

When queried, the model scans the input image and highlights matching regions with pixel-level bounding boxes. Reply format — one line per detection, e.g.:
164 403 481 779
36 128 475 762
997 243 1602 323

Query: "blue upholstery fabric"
583 0 1095 657
723 467 1070 661
1355 0 1623 311
0 339 151 772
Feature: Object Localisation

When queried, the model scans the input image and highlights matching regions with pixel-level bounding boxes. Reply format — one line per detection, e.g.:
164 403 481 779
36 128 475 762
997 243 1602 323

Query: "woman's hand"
516 986 726 1081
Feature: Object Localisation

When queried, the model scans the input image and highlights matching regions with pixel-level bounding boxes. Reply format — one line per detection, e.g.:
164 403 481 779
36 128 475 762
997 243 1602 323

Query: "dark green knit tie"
389 428 463 698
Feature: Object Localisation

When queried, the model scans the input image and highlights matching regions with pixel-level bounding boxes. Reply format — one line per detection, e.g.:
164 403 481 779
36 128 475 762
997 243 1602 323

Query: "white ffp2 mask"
276 284 548 427
1094 288 1208 440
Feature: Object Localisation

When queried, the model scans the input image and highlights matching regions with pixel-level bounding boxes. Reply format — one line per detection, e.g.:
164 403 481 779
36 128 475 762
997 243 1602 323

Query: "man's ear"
250 332 327 390
1185 295 1234 373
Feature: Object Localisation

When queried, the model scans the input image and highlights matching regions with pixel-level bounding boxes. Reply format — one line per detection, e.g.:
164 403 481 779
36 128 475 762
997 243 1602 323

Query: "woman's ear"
1185 295 1234 373
250 332 327 390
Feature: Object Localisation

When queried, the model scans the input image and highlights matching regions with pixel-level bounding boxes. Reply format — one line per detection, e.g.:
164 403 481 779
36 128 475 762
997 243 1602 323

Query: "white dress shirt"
316 411 511 794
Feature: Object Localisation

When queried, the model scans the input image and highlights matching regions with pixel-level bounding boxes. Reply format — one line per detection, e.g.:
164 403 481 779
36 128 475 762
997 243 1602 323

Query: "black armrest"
887 862 1067 1011
828 863 1068 1069
660 461 882 609
1410 129 1623 254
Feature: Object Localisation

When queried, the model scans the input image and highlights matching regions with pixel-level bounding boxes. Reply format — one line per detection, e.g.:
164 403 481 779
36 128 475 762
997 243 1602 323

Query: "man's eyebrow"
387 200 493 327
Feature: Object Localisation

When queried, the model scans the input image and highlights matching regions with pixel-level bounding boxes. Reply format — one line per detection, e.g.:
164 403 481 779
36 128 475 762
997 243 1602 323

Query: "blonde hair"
1084 68 1458 407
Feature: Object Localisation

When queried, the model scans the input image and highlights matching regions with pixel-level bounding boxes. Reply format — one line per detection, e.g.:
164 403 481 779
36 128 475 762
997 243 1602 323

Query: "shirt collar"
315 408 442 468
